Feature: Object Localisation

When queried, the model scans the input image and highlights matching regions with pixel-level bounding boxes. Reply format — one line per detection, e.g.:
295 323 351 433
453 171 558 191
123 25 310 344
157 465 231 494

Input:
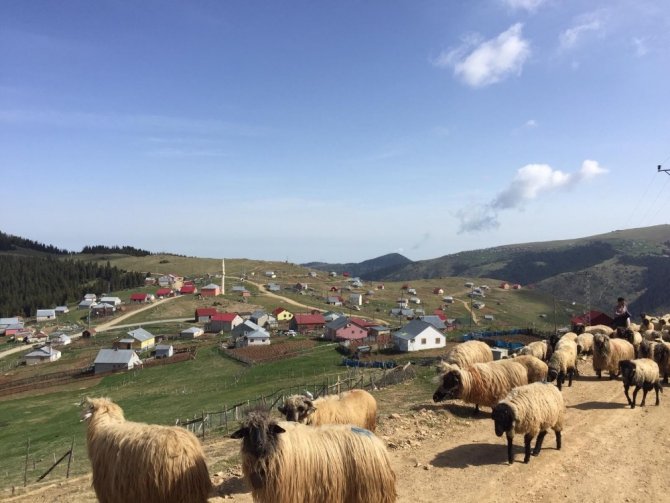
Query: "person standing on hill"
613 297 631 328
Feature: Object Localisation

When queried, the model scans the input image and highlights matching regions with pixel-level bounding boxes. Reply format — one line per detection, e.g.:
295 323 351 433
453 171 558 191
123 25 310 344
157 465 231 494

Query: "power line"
623 168 658 228
639 172 670 226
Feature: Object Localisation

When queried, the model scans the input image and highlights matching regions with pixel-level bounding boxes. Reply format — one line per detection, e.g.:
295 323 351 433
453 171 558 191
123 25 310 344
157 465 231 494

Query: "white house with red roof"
195 307 218 323
201 284 221 297
130 293 154 304
205 313 243 333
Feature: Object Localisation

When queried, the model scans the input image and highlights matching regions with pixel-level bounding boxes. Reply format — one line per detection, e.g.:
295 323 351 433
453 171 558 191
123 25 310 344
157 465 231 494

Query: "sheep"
437 340 493 370
619 359 662 409
615 327 643 358
491 382 565 464
592 334 635 379
278 389 377 431
81 397 211 503
548 332 578 352
231 410 397 503
638 339 659 360
584 325 614 336
547 339 578 391
511 355 549 383
576 332 594 357
518 340 552 361
433 360 528 414
652 341 670 384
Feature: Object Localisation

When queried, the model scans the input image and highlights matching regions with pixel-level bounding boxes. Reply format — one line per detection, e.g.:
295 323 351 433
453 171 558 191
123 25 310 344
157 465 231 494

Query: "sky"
1 0 669 263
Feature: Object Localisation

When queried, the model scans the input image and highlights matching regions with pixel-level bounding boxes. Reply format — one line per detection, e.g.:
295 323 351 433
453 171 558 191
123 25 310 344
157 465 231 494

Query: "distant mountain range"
304 225 670 316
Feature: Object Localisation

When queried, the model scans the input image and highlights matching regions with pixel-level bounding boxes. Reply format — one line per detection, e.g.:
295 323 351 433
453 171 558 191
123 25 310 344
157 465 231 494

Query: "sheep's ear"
231 427 248 439
270 424 286 436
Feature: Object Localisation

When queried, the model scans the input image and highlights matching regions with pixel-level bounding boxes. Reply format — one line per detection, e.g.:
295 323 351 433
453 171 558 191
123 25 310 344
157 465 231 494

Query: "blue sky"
1 0 669 263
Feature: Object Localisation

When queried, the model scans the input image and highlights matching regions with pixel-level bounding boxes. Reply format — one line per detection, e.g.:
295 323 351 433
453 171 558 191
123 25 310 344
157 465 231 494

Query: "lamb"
592 334 635 379
576 333 594 357
231 410 397 503
511 355 549 383
619 359 662 409
278 389 377 431
547 339 577 391
652 341 670 383
433 360 528 413
518 340 551 361
81 397 211 503
437 340 493 370
491 382 565 464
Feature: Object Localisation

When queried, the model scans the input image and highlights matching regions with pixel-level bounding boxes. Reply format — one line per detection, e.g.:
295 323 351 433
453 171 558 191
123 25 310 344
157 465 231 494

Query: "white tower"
221 258 226 294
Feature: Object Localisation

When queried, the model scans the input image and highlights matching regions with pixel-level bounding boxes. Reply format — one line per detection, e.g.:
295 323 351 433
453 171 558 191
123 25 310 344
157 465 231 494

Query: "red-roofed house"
329 286 339 292
325 317 368 342
130 293 153 304
195 307 218 323
155 288 174 298
290 313 326 334
206 313 243 333
349 317 376 329
272 307 293 322
433 309 447 321
571 311 613 328
201 284 221 297
433 287 444 295
512 284 522 290
180 285 197 295
500 282 510 290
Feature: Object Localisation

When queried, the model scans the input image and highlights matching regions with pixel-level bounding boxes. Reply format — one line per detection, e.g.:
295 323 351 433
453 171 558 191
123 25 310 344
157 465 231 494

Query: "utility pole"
658 165 669 176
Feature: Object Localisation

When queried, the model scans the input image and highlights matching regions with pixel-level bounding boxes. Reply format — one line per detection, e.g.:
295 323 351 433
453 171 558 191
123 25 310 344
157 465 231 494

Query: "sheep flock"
78 317 670 502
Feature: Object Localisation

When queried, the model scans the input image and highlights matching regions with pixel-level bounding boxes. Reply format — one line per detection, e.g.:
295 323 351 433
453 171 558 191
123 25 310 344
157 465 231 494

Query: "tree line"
0 256 145 317
80 245 151 256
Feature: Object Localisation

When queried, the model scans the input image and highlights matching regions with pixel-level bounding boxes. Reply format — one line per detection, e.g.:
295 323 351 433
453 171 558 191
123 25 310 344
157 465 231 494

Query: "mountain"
307 225 670 315
303 253 413 279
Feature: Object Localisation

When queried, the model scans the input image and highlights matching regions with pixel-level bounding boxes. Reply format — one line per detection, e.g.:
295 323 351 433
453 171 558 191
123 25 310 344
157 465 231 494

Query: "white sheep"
81 397 211 503
511 355 549 383
433 360 528 413
519 340 551 361
492 382 565 464
231 410 397 503
592 334 635 379
438 340 493 370
576 333 594 357
619 359 662 408
547 339 578 391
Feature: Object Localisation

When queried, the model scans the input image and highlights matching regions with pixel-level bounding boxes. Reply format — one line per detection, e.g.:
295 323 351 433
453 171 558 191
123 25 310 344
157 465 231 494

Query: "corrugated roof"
393 319 435 340
94 349 140 365
127 327 154 342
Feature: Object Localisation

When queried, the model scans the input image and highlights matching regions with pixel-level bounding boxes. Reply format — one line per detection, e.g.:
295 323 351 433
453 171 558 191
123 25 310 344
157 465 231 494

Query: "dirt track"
5 358 669 503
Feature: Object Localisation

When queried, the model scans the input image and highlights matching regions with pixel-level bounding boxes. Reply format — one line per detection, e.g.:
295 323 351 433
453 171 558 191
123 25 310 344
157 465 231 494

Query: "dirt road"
5 358 669 503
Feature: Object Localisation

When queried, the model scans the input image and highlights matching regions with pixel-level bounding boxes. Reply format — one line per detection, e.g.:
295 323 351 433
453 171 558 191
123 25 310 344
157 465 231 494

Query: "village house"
83 293 97 302
25 345 61 365
418 315 447 331
155 344 174 358
235 330 271 348
158 274 183 289
130 293 154 304
265 271 276 278
195 307 218 323
99 296 122 307
206 313 243 333
390 308 415 318
94 348 142 374
49 332 72 345
179 284 197 295
180 326 204 339
392 319 446 352
55 306 69 315
144 276 157 285
124 327 155 350
36 309 56 322
272 307 293 322
200 283 221 297
289 313 326 334
155 288 174 298
324 317 368 342
250 310 269 328
326 296 343 306
443 296 454 304
78 299 97 310
231 320 269 343
433 287 444 295
0 317 22 335
266 283 281 292
349 293 363 306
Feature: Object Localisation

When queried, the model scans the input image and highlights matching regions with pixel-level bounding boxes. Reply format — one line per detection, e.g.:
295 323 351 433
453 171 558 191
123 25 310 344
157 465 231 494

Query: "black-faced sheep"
652 341 670 384
547 339 578 391
615 327 642 358
519 340 552 361
592 334 635 379
278 389 377 431
81 397 211 503
619 359 662 409
437 340 493 370
511 355 548 383
433 360 528 414
231 410 397 503
491 382 565 464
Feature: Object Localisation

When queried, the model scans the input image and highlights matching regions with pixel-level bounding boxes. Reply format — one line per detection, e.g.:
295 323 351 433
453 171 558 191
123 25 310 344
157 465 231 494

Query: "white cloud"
434 24 531 88
559 13 604 51
457 160 608 233
525 119 538 128
501 0 546 12
632 37 648 57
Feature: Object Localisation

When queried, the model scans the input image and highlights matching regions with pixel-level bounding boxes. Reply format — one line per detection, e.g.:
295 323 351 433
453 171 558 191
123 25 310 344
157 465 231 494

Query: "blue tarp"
341 358 396 369
462 329 531 351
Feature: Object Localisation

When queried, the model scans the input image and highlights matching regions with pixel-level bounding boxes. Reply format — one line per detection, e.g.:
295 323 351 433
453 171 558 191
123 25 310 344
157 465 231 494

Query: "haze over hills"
305 225 670 316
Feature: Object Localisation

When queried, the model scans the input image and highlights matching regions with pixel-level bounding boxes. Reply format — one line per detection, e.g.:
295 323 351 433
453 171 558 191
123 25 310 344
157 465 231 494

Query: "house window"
421 338 426 345
435 338 441 345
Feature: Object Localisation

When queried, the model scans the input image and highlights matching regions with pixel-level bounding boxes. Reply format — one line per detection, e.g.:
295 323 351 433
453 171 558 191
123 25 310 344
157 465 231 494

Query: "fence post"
66 437 74 478
23 438 30 487
224 405 228 434
202 410 206 441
